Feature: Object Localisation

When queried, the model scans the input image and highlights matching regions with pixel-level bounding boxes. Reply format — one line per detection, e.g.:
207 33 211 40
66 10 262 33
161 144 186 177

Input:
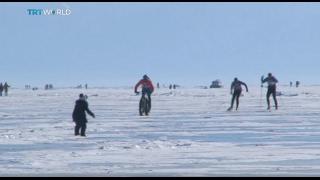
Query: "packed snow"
1 85 320 176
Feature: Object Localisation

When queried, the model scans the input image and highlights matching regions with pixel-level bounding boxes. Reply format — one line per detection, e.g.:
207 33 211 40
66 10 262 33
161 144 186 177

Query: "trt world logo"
27 9 71 16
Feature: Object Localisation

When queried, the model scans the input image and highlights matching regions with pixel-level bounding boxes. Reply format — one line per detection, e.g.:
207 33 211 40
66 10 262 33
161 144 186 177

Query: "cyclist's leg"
147 90 151 112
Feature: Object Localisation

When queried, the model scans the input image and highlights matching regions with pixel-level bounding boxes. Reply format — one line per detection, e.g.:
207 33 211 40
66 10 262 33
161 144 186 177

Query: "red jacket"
135 79 154 92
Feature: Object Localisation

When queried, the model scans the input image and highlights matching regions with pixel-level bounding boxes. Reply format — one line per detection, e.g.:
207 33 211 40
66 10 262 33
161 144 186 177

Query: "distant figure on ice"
0 83 3 96
261 73 278 110
72 94 95 137
25 85 31 89
227 78 248 111
296 81 300 88
169 84 172 89
157 82 160 89
3 82 10 96
290 81 293 87
85 84 88 89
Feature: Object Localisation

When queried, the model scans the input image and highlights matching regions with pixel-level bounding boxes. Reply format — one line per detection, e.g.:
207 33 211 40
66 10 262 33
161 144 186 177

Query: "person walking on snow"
72 94 95 136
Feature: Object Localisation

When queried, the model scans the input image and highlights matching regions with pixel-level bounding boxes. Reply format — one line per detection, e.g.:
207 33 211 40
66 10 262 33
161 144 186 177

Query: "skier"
261 73 278 110
72 94 95 136
134 74 154 112
227 78 248 111
3 82 10 96
0 83 3 96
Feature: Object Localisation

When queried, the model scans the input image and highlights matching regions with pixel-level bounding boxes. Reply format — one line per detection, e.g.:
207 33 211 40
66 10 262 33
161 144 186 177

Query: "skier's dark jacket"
72 99 94 123
262 76 278 88
231 80 248 92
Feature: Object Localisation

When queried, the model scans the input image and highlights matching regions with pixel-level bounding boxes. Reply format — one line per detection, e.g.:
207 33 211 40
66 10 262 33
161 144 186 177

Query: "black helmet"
234 77 238 81
268 73 272 77
143 74 149 79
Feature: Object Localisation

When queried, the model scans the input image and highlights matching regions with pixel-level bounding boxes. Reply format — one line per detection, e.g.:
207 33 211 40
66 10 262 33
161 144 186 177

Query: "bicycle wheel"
146 98 151 115
144 99 149 116
139 97 144 116
140 96 149 116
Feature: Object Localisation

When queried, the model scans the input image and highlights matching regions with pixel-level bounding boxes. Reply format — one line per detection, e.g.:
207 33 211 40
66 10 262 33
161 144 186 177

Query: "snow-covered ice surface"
1 86 320 176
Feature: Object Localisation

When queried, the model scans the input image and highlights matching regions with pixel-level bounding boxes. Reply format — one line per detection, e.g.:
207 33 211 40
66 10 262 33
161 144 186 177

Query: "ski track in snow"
1 86 320 176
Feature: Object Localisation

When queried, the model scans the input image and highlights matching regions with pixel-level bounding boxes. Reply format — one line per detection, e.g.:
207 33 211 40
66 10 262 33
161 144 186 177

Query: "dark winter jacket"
231 80 248 92
72 99 95 123
262 76 278 88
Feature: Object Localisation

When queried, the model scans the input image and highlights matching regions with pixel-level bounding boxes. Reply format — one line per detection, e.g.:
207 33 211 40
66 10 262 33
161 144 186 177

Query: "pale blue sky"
1 2 320 87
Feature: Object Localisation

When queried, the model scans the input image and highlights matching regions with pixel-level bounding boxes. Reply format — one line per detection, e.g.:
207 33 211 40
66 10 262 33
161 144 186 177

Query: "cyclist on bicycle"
134 74 154 111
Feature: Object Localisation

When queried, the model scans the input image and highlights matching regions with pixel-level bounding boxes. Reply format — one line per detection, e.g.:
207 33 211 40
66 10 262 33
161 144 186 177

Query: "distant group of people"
290 81 300 88
155 83 179 89
169 84 179 89
25 85 31 89
45 84 54 90
0 82 10 96
76 84 88 89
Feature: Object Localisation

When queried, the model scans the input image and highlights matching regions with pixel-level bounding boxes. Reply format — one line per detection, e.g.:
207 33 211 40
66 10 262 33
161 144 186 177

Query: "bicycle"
137 92 151 116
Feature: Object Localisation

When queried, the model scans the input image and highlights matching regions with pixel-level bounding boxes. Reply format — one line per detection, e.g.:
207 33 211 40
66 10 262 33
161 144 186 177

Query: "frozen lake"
1 86 320 176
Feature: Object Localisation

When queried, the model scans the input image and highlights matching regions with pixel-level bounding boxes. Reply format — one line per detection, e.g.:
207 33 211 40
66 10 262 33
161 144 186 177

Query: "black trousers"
75 121 87 136
230 90 242 110
267 86 278 109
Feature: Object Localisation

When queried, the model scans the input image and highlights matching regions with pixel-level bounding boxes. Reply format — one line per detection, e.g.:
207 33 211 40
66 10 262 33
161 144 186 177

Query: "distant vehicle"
210 80 223 88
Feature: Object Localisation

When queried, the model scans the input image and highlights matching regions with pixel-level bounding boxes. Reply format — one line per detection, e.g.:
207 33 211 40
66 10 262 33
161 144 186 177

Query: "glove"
92 114 95 118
